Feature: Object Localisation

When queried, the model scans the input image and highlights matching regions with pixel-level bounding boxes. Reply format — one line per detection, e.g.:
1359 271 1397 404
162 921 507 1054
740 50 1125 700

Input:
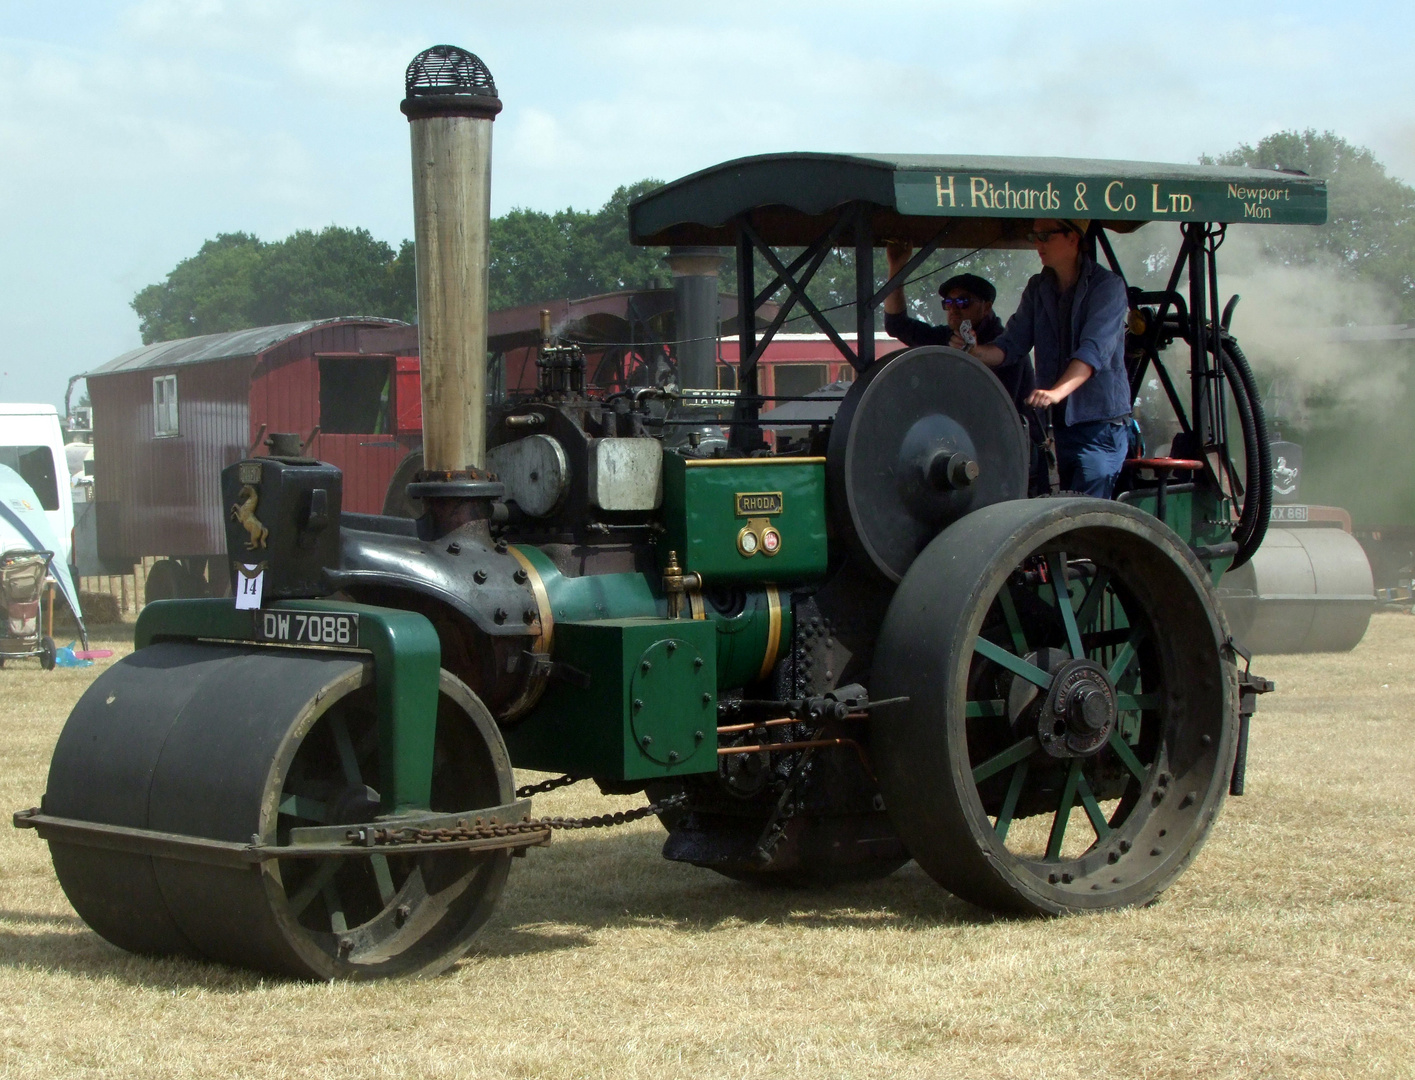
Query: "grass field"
2 616 1413 1079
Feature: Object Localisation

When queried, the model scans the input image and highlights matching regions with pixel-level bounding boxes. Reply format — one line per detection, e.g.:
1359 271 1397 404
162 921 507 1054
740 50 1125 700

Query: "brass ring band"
508 546 554 654
758 586 782 681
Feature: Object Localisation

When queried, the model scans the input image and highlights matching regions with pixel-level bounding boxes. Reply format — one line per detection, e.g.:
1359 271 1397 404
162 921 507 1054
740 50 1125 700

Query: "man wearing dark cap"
883 245 1034 409
967 218 1132 499
883 243 1045 488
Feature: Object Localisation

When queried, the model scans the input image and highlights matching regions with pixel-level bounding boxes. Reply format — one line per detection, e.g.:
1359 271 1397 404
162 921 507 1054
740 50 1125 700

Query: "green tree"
131 232 265 343
132 227 412 344
134 185 669 343
249 227 400 327
487 179 667 309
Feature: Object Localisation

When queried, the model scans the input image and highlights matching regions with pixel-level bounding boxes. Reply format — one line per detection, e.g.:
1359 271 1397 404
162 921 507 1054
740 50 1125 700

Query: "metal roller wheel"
46 643 513 979
871 498 1238 914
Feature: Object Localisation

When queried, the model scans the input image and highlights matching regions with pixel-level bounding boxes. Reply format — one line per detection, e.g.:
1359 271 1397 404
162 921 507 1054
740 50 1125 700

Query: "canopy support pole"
731 220 762 451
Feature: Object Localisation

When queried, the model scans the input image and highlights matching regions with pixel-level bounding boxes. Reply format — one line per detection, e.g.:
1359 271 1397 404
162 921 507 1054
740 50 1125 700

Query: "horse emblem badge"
231 484 269 550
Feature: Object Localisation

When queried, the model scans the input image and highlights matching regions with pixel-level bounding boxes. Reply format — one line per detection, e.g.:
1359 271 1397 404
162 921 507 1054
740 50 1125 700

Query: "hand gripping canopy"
826 346 1029 582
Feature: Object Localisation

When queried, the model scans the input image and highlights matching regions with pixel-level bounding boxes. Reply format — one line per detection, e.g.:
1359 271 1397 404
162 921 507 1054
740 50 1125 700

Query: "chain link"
514 774 584 799
360 793 686 849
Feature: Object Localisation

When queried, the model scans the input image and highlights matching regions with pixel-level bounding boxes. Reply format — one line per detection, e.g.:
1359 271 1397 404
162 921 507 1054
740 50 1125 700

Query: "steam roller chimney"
664 246 726 391
400 44 505 536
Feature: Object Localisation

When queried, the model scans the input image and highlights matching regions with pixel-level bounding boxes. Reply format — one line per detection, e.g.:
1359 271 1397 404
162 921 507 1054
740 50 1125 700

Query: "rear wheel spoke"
965 699 1007 718
1116 692 1159 712
1076 773 1112 841
1107 629 1145 685
1045 760 1083 861
1048 552 1085 658
998 585 1029 655
1107 729 1149 784
974 638 1053 689
972 736 1039 784
995 760 1029 842
1074 567 1112 632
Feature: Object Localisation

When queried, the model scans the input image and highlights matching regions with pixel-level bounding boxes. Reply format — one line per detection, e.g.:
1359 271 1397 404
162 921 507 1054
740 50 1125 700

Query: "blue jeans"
1055 420 1128 498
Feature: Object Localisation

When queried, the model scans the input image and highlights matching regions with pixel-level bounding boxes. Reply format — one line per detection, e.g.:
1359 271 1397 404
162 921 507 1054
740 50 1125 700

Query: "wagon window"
153 374 178 437
773 363 829 399
319 357 393 434
0 445 60 511
716 363 737 391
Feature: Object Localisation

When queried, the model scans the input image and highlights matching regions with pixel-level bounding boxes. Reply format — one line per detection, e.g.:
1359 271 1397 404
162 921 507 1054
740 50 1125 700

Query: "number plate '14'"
254 610 361 648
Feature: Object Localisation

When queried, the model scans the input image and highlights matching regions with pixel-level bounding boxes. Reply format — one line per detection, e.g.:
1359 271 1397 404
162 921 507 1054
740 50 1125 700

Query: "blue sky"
1 0 1411 408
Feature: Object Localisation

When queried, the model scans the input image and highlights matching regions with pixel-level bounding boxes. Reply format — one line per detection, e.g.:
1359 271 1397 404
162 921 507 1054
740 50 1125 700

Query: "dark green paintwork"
512 545 664 623
660 454 828 583
711 587 793 689
503 617 719 780
629 152 1327 247
515 543 791 694
1120 488 1235 582
134 597 442 813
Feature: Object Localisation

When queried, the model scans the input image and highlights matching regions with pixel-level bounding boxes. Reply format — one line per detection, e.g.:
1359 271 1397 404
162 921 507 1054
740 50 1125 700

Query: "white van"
0 404 74 566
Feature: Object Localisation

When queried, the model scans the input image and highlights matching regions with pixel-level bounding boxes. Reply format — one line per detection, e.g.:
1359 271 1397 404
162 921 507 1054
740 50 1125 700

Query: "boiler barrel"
1219 526 1375 654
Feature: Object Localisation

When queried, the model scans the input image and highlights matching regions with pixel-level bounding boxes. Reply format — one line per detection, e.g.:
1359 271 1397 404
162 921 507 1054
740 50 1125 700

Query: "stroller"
0 549 57 670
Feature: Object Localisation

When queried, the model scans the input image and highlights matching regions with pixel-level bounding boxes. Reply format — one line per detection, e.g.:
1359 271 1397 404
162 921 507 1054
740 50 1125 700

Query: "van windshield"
0 446 60 511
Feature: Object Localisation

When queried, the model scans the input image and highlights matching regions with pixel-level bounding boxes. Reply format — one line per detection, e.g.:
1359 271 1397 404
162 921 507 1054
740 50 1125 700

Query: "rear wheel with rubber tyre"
871 498 1237 914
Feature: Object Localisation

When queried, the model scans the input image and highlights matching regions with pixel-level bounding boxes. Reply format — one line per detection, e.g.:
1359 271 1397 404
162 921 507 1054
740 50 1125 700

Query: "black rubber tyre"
39 636 57 671
46 644 513 979
871 498 1238 915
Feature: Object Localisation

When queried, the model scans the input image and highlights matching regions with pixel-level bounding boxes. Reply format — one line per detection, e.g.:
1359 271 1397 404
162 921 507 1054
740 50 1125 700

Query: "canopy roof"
630 153 1327 248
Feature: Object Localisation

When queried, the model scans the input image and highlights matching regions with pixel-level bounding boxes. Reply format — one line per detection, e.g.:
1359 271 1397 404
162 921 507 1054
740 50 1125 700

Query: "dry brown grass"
2 616 1414 1079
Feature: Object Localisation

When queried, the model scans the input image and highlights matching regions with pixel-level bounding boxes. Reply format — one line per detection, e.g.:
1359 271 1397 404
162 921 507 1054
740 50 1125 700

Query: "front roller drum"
871 498 1239 915
44 643 514 979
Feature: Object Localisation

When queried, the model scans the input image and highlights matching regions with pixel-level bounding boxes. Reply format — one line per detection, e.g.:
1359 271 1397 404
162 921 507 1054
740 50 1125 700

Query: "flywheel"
826 345 1029 582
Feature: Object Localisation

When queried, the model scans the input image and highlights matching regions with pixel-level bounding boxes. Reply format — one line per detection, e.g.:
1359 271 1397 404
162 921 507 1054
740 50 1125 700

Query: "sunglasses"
1026 227 1075 243
941 295 978 309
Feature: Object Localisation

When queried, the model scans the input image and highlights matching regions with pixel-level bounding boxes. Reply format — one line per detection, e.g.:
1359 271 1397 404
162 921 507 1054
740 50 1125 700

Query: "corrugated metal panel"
87 318 406 376
91 358 252 561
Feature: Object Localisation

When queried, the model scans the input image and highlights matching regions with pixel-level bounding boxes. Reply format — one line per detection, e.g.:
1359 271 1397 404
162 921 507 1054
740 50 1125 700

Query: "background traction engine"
15 44 1252 980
